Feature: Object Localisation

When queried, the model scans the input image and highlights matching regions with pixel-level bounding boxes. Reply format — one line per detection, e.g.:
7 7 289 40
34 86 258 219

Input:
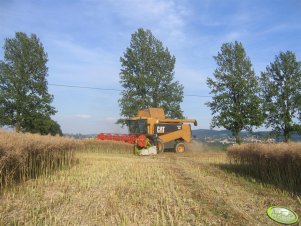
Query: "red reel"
136 134 148 148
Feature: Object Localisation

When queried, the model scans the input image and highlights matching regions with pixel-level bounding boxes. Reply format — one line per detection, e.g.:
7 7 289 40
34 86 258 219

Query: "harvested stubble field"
0 134 300 225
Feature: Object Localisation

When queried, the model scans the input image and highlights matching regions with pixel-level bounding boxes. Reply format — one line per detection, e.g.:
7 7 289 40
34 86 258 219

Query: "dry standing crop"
80 138 133 154
0 131 80 191
227 143 301 194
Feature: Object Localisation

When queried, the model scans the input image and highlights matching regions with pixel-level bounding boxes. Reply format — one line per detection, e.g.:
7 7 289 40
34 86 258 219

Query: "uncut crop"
227 143 301 194
81 139 133 154
0 131 80 191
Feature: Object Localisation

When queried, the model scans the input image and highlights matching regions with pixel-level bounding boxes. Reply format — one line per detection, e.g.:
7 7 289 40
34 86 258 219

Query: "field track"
1 149 300 225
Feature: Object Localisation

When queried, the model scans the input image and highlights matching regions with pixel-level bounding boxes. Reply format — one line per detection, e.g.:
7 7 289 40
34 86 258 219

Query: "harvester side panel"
154 123 182 134
157 124 191 143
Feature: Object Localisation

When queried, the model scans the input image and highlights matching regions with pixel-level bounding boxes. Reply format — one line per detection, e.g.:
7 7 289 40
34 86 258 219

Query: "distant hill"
64 133 97 139
192 129 232 138
192 129 301 141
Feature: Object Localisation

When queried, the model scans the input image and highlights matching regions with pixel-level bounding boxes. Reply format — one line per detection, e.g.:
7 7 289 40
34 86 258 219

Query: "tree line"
0 32 62 135
1 29 301 142
119 29 301 143
207 42 301 143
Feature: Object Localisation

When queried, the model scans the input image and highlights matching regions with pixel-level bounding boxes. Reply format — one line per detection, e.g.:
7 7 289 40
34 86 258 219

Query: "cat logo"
157 126 165 134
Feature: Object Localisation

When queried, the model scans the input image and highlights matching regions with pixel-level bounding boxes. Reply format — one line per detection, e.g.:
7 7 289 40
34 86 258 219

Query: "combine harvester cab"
127 108 197 155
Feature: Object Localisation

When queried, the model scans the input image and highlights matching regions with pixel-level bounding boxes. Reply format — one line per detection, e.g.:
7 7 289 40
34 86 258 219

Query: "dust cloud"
185 140 205 152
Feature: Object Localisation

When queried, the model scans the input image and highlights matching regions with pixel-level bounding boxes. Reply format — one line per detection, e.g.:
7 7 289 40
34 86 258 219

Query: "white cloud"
176 65 210 93
223 31 247 42
255 23 300 37
52 39 102 63
105 116 118 121
104 0 189 42
46 36 120 87
75 114 92 119
53 114 127 134
49 37 116 67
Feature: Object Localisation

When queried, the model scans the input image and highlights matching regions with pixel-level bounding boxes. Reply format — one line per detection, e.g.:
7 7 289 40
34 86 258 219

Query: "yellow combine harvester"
127 108 197 154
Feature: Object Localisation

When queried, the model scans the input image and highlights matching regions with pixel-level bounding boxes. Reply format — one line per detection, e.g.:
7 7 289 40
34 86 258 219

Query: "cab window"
127 119 147 134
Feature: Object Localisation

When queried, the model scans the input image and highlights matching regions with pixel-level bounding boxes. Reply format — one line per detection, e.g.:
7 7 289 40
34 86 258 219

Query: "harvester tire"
156 139 164 154
175 142 185 153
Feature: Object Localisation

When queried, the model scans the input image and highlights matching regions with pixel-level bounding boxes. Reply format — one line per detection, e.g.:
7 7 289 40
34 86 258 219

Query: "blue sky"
1 0 301 134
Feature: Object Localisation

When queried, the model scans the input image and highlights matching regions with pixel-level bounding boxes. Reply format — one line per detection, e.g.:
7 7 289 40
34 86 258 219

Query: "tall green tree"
206 41 263 144
118 28 184 124
0 32 59 134
23 113 62 136
260 51 301 142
